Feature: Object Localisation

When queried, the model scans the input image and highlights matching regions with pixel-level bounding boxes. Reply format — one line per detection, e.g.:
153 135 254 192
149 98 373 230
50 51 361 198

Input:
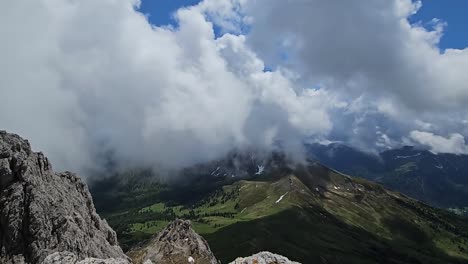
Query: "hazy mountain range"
307 143 468 209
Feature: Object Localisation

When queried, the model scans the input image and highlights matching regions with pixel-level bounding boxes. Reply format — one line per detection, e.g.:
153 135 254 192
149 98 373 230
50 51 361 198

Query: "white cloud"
0 0 331 174
1 0 468 175
240 0 468 111
236 0 468 153
409 131 468 154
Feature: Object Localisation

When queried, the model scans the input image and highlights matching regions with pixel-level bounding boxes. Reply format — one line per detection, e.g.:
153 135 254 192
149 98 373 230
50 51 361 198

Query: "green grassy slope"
91 164 468 263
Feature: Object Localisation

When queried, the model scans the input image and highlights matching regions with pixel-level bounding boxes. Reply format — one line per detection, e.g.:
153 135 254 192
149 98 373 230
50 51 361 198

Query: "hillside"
307 143 468 209
91 153 468 264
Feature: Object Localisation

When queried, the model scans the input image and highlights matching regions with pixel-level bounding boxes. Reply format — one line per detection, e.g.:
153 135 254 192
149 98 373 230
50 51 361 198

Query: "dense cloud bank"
1 0 467 175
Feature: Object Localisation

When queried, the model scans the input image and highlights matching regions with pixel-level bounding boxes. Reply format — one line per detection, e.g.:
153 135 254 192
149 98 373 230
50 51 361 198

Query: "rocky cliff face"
129 219 218 264
0 131 129 264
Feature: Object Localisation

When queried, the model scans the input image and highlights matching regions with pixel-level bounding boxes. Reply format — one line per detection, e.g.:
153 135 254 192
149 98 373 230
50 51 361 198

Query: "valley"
91 158 468 263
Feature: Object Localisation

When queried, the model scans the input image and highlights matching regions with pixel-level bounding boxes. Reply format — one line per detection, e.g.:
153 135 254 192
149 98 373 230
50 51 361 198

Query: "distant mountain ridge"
307 143 468 208
91 147 468 263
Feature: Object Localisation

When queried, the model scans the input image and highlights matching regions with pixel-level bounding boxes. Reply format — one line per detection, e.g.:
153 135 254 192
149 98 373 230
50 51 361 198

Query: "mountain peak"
129 219 218 264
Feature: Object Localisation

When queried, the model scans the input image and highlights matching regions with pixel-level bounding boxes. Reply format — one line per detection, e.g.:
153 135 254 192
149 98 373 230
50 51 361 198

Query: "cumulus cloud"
242 0 468 111
0 0 331 175
1 0 467 175
409 131 468 154
234 0 468 153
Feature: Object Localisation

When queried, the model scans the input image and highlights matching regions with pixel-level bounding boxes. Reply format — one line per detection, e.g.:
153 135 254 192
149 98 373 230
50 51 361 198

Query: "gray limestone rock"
229 252 301 264
41 252 129 264
0 131 130 264
128 219 218 264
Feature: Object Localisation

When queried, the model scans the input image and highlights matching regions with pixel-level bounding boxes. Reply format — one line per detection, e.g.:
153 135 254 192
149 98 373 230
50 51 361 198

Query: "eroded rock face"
41 252 129 264
229 252 301 264
0 131 129 264
129 219 218 264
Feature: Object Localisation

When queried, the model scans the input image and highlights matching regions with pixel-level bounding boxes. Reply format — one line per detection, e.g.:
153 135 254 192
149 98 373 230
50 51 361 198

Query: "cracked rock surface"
128 219 218 264
0 131 129 264
229 252 301 264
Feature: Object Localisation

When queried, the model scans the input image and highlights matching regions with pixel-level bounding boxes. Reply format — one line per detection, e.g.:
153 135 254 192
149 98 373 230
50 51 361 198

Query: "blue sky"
138 0 201 26
139 0 467 50
410 0 468 50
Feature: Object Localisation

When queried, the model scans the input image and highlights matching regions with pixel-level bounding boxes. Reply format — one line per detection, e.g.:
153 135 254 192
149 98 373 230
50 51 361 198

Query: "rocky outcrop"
41 252 129 264
41 251 130 264
229 252 301 264
128 219 218 264
0 131 129 264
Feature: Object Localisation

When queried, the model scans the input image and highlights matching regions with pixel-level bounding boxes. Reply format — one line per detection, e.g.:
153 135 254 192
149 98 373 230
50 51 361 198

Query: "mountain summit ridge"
307 142 468 208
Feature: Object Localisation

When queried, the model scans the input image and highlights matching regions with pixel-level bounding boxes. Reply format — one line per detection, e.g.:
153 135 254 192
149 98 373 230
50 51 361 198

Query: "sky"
1 0 468 176
410 0 468 50
140 0 468 50
139 0 201 26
